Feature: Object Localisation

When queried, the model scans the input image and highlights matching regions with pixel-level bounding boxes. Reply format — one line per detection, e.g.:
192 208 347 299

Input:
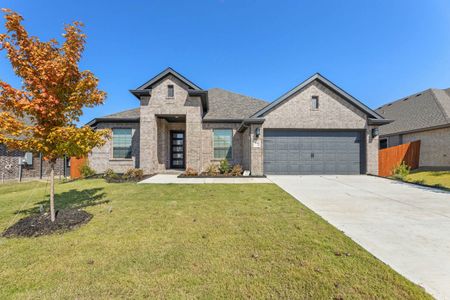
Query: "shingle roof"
203 88 268 120
101 107 140 119
89 88 268 125
376 88 450 136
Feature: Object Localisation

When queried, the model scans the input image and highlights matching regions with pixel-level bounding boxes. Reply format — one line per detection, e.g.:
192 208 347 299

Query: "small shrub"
230 164 243 176
219 159 231 174
103 168 119 182
104 168 115 179
206 164 219 176
183 167 198 177
123 168 144 181
79 163 96 178
392 161 410 180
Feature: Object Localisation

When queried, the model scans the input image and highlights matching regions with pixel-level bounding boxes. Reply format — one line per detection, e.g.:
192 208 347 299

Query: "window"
311 96 319 110
379 138 388 149
213 129 232 159
113 128 132 159
167 85 174 98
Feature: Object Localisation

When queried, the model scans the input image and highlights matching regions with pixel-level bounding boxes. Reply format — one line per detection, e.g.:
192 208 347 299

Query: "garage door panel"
264 130 364 175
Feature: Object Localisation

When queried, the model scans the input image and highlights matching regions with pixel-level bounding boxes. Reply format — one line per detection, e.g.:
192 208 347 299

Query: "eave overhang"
368 118 394 125
237 118 265 132
130 89 151 99
86 117 140 127
188 90 209 114
251 73 387 123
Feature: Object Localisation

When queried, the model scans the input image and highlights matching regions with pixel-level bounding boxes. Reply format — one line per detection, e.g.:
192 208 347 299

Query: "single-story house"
376 88 450 168
87 68 390 175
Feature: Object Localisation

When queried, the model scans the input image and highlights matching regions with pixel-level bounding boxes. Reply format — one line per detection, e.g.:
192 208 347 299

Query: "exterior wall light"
372 128 379 138
255 127 261 138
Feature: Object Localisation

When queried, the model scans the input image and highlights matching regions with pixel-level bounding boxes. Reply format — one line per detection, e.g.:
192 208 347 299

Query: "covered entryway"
264 130 364 175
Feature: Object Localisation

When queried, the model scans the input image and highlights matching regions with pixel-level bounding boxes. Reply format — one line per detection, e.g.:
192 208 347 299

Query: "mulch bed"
105 174 155 183
2 208 93 238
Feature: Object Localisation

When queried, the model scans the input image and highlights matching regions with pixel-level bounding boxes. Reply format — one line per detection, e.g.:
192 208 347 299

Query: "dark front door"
170 131 185 169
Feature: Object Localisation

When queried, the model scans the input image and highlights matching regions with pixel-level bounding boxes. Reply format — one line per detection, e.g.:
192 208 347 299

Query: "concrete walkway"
268 175 450 299
139 174 270 184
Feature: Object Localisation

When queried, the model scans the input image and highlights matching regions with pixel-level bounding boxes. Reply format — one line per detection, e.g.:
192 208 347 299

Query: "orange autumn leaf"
0 8 110 162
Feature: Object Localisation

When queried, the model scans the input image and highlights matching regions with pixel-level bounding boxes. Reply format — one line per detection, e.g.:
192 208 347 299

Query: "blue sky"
1 0 449 125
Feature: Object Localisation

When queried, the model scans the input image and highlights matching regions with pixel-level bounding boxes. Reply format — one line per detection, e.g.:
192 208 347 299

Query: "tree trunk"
50 161 56 222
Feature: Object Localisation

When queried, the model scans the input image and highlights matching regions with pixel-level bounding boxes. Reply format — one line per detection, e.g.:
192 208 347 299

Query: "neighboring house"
376 88 450 168
0 145 67 181
0 111 68 182
87 68 389 175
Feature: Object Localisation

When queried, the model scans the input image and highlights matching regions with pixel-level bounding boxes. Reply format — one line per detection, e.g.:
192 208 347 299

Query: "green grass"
405 169 450 189
0 179 430 299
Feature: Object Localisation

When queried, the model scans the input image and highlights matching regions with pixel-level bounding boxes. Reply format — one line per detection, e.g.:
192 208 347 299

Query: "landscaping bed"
381 165 450 192
404 169 450 190
2 208 92 238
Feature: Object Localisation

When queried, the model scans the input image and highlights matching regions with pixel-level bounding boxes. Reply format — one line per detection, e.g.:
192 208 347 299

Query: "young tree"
0 9 109 222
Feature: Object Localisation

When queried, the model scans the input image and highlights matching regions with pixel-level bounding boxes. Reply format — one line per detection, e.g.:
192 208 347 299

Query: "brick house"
0 145 67 182
87 68 390 175
0 112 68 182
377 88 450 168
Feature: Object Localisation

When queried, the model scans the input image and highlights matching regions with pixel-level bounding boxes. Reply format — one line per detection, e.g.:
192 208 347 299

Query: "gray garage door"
264 130 364 175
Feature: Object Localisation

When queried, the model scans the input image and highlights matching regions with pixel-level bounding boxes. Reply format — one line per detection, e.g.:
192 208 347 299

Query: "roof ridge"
430 89 450 121
208 87 268 103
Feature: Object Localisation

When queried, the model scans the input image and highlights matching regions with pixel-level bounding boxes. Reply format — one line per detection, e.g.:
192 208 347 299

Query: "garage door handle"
311 152 314 158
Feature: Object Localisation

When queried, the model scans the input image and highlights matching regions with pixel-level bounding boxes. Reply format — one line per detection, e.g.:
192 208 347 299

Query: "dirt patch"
2 209 92 238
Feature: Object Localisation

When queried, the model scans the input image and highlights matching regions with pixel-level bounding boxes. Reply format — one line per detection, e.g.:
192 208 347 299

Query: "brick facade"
0 144 66 182
250 81 379 175
89 74 381 176
402 126 450 167
89 122 140 173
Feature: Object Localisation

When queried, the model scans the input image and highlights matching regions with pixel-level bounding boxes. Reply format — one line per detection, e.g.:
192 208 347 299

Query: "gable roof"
134 67 202 91
251 73 387 122
203 88 268 121
376 88 450 136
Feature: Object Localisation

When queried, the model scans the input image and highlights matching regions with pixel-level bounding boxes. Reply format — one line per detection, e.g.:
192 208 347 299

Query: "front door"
170 131 185 169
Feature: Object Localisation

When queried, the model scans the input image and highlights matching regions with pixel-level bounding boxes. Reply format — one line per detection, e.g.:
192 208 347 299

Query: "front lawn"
0 180 430 299
405 169 450 189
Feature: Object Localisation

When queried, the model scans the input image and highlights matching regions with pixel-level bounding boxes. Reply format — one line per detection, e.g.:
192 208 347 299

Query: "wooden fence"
69 157 87 179
378 140 421 177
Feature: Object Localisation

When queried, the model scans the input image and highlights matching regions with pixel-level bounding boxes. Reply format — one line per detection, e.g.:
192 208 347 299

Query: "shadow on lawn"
14 188 109 215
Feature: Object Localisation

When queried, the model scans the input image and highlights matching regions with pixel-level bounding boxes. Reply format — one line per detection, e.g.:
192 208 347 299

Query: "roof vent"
387 103 392 106
403 97 409 101
415 93 422 97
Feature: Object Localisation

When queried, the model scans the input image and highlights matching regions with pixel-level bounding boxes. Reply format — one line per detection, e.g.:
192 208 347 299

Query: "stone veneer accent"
402 126 450 167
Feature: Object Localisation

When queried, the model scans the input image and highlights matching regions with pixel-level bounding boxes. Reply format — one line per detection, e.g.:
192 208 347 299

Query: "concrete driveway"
268 175 450 299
